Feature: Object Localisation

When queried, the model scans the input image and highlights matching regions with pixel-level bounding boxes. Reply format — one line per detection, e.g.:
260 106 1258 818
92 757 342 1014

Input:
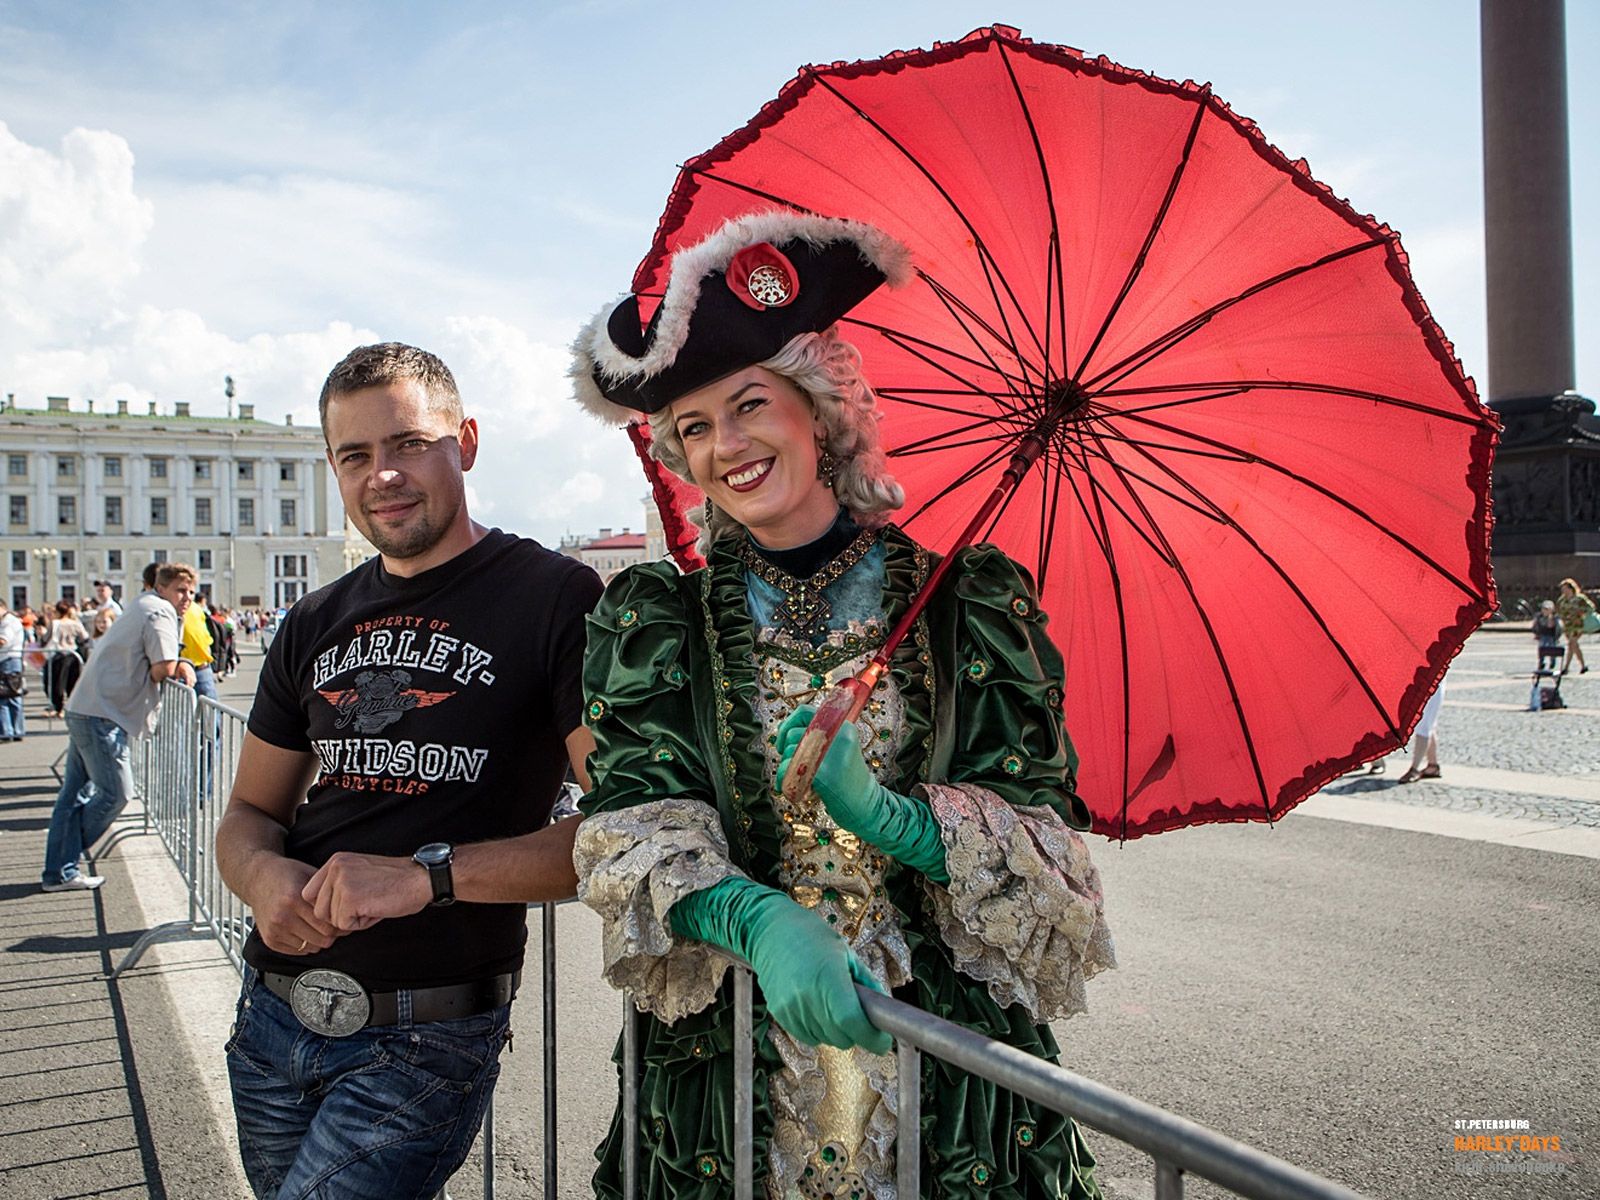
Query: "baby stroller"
1530 666 1566 711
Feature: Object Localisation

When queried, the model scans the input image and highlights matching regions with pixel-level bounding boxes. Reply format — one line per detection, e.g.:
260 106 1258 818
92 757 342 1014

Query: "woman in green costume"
570 211 1115 1199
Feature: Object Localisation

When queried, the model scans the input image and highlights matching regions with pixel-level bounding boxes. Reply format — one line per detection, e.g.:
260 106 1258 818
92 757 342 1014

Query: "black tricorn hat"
572 211 913 424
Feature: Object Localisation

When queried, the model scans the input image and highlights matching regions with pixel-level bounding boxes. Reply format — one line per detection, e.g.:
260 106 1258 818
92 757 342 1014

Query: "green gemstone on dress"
697 1155 719 1178
809 673 825 688
668 667 686 684
1016 1123 1036 1147
586 699 606 721
826 913 838 924
618 609 639 628
1002 754 1024 776
815 829 831 845
821 1146 837 1164
967 659 989 680
823 887 839 902
876 728 891 741
971 1163 992 1185
1011 597 1031 617
653 747 674 762
824 861 835 872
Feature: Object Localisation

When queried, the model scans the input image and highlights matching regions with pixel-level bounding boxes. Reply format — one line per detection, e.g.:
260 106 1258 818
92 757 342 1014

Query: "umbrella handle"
780 669 880 805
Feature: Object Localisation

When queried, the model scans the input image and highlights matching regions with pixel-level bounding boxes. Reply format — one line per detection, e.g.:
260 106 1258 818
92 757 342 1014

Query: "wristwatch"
412 842 455 906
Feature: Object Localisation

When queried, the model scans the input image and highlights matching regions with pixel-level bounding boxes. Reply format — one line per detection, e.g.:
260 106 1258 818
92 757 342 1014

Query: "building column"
1481 0 1575 405
129 455 149 535
174 453 192 534
299 459 316 535
32 450 50 534
83 452 100 534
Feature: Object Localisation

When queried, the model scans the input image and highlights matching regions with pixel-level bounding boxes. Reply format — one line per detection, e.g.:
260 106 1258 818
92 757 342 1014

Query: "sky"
0 0 1594 547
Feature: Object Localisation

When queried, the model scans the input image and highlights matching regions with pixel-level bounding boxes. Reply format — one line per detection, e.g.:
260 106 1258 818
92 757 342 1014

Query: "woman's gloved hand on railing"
776 706 950 884
669 876 892 1053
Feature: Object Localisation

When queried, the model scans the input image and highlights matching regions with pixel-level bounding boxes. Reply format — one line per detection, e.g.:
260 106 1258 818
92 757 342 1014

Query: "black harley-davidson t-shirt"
242 529 603 989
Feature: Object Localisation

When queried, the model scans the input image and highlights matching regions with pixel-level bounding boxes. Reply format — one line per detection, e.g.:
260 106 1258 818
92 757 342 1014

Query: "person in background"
0 598 25 743
1555 578 1596 676
40 564 197 890
42 601 89 717
1533 600 1563 672
92 579 123 620
1398 670 1448 784
181 591 219 701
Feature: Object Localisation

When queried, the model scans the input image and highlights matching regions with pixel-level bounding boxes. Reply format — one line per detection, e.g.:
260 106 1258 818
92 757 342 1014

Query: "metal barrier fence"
117 681 1367 1200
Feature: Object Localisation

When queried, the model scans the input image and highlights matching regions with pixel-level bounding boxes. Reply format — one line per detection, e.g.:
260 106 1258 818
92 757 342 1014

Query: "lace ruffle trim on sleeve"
573 797 745 1022
921 781 1116 1022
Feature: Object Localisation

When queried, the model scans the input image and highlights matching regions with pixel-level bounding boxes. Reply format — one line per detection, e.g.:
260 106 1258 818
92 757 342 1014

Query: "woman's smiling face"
670 366 838 549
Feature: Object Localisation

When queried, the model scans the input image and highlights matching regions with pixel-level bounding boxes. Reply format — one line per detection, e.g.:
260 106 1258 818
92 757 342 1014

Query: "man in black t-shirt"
216 343 603 1200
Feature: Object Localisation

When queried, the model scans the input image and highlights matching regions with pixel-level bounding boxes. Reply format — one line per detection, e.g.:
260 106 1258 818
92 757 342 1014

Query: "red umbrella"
621 26 1497 839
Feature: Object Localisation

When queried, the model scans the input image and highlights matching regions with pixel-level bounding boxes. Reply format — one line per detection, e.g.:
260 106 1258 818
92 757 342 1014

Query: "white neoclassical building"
2 394 374 612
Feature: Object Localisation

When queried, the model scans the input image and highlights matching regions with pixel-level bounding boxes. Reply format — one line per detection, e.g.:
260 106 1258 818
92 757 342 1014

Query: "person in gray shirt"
40 562 198 891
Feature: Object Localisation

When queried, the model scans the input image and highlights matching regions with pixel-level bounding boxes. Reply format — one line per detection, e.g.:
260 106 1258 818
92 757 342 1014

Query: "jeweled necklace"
738 526 878 642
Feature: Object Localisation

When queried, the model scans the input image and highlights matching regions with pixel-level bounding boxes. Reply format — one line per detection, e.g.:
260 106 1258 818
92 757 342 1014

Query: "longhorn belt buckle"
288 969 372 1037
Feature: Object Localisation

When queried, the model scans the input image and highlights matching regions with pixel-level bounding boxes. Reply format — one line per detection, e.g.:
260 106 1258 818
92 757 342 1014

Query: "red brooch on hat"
727 243 799 310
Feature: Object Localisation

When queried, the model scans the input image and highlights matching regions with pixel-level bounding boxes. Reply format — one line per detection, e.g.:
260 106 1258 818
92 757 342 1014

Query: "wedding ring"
297 938 309 952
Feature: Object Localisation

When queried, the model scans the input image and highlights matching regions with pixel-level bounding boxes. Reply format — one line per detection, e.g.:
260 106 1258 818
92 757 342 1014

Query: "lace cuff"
921 782 1116 1021
573 798 745 1022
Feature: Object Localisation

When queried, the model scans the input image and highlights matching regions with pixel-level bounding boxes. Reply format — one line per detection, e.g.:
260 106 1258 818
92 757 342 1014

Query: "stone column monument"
1481 0 1598 600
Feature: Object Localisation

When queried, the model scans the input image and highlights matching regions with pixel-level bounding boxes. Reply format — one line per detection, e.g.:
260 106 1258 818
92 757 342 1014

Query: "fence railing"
118 680 1369 1200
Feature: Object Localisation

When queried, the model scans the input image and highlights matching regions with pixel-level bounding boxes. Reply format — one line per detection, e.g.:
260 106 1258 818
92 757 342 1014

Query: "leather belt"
262 967 519 1036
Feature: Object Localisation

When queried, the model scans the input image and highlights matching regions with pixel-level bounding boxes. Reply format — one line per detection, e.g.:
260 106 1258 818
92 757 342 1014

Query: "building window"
238 460 255 481
57 455 76 477
280 499 297 530
195 497 212 526
7 496 24 526
60 550 76 573
151 497 168 525
196 549 213 571
274 554 309 608
58 496 76 527
61 584 76 604
150 457 168 479
9 550 23 572
10 586 25 610
108 550 123 572
151 548 168 564
104 456 122 478
6 455 24 477
239 498 255 528
105 496 123 525
280 460 299 482
195 459 212 481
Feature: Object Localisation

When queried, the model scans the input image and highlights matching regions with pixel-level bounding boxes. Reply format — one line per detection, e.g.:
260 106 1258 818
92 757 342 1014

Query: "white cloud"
0 121 153 341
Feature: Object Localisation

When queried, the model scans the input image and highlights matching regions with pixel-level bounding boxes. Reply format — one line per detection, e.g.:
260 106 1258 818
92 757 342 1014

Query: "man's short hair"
156 563 197 589
142 562 159 589
318 343 463 440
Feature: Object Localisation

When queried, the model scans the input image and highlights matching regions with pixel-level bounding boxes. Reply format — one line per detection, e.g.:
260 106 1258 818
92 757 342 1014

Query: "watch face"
415 843 452 866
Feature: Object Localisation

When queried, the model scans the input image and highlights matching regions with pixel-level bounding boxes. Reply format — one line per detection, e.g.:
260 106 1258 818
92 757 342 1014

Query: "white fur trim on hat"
578 211 914 417
570 298 643 427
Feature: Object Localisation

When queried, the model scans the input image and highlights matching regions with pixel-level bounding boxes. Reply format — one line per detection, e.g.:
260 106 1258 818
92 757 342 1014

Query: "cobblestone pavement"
1318 627 1600 829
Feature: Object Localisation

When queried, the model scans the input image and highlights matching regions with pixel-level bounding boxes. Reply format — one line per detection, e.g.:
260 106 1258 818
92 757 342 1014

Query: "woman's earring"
816 451 838 489
701 495 715 525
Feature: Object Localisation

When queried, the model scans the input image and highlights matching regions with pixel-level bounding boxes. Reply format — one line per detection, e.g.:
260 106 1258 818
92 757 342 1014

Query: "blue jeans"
0 655 22 738
42 713 133 884
226 967 511 1199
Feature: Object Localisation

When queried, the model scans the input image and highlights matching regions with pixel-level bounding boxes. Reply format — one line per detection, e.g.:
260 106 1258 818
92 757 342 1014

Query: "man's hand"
176 661 197 687
248 856 344 955
302 852 433 933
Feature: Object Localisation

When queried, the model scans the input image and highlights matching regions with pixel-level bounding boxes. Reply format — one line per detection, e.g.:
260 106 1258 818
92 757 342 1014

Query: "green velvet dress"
574 523 1115 1200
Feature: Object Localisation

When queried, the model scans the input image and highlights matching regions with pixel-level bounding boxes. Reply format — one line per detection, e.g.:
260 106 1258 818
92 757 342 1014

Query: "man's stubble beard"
359 494 460 562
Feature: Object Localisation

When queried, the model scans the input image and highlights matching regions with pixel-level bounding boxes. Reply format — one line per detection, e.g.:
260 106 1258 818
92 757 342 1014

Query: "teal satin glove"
669 876 892 1053
775 706 950 884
